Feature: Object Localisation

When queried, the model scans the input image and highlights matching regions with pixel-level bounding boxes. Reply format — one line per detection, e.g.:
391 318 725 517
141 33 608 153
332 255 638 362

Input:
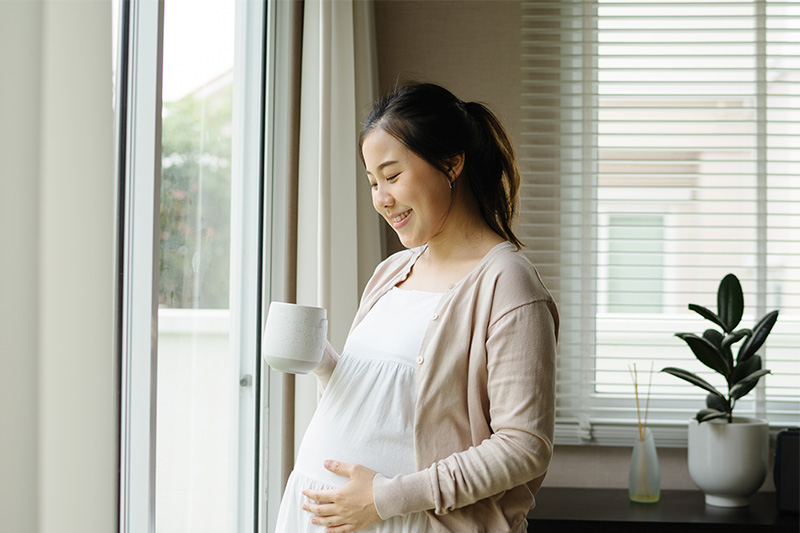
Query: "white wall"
0 2 117 532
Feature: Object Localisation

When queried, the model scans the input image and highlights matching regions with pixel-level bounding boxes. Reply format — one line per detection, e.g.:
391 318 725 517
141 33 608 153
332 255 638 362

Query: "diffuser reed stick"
643 362 654 435
628 363 643 441
628 363 654 441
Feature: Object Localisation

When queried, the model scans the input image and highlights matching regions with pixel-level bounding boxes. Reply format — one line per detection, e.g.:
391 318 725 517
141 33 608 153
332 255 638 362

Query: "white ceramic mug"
262 302 327 374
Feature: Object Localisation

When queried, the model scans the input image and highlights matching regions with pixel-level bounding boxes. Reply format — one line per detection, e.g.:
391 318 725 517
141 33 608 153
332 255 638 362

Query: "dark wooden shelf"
527 488 799 532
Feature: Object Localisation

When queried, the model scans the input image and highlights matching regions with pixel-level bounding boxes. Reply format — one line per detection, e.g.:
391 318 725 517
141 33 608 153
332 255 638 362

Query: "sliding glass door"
117 0 270 531
157 1 244 531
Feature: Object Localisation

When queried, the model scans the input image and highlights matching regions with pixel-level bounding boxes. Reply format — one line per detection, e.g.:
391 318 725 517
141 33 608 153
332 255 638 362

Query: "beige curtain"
281 0 381 486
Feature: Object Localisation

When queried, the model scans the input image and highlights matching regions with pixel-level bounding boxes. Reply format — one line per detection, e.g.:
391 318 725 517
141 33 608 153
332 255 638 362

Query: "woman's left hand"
301 460 381 532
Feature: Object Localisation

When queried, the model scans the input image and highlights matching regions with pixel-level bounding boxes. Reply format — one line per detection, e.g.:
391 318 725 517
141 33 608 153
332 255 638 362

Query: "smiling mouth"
392 209 411 223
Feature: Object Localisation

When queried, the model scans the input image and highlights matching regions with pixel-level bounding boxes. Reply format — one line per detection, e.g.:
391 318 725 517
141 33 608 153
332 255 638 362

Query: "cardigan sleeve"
373 299 558 518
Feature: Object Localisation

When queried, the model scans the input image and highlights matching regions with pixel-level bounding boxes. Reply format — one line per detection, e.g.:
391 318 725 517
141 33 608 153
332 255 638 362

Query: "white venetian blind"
520 0 800 446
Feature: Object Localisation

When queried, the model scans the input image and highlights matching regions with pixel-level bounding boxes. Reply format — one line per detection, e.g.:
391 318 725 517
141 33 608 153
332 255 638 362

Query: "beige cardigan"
314 242 558 533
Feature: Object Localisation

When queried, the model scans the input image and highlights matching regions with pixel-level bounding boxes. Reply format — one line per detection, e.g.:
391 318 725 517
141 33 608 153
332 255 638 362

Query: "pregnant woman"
275 82 558 533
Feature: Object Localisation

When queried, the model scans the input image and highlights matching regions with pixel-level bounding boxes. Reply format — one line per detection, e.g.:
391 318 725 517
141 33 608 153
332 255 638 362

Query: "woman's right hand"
302 460 381 532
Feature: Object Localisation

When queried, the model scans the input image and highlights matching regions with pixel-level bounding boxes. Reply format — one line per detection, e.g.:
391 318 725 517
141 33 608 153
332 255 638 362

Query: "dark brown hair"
359 82 522 248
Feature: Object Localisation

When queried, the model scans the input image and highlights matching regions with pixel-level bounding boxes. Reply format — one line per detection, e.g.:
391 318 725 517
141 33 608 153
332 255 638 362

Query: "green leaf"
688 304 728 332
721 330 748 352
730 369 771 400
720 330 747 380
696 409 729 423
730 378 758 401
731 355 762 386
675 333 730 376
662 367 725 399
720 331 748 377
703 329 724 348
706 393 728 413
718 274 744 332
737 310 779 362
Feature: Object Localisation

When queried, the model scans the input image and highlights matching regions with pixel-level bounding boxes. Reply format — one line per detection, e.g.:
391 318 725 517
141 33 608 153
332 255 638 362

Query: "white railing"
155 308 238 533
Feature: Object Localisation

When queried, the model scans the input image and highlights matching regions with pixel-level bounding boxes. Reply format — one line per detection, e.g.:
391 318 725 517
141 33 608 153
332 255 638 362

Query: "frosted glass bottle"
629 427 660 503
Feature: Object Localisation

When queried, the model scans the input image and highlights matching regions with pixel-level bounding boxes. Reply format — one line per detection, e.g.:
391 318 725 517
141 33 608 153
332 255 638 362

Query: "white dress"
275 287 441 533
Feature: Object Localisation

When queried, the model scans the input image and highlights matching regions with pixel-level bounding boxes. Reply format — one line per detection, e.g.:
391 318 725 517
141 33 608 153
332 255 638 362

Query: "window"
521 0 800 445
156 3 240 529
116 0 273 530
603 214 665 314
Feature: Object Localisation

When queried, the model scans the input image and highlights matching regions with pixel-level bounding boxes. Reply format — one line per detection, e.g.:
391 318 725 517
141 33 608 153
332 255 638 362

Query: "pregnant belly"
292 354 417 487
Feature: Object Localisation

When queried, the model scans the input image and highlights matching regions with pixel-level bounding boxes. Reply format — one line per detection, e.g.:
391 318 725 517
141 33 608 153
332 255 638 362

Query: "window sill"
528 488 798 532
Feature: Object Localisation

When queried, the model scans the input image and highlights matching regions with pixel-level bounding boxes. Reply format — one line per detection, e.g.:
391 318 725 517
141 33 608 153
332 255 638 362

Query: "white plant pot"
688 416 769 507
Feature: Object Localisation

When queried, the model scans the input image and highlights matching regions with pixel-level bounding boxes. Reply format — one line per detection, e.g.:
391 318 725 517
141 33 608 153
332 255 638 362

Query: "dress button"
417 356 424 365
448 283 455 290
431 313 439 321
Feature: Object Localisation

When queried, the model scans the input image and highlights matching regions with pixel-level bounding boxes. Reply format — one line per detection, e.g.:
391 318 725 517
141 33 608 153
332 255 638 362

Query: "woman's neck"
423 222 503 266
423 188 504 265
397 215 504 293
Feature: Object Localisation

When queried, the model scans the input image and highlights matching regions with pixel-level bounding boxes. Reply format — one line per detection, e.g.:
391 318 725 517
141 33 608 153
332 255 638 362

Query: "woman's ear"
446 153 465 181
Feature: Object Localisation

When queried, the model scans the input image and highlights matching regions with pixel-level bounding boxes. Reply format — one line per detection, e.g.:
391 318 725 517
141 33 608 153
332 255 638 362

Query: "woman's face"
362 128 453 249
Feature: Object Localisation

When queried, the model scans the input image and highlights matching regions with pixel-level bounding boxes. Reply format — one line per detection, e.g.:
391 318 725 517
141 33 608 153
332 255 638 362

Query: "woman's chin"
396 232 421 250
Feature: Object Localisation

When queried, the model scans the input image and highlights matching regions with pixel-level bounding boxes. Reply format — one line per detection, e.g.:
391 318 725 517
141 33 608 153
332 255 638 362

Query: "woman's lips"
391 209 412 229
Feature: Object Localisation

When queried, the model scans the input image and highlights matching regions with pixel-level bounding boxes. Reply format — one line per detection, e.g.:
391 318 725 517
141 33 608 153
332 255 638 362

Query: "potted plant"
663 273 779 507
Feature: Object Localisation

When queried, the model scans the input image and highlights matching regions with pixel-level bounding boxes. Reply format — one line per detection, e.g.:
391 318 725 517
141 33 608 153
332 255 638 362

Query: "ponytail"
462 101 522 249
360 83 523 249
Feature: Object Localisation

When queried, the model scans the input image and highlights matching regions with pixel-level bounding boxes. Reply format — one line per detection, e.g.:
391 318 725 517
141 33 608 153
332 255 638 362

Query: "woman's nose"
373 184 394 209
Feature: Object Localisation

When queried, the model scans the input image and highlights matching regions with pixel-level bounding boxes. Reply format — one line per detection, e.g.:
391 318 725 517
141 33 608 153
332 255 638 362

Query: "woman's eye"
369 174 399 190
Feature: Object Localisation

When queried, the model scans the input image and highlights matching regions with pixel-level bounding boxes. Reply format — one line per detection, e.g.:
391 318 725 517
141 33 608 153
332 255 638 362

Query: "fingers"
302 501 333 516
310 515 349 530
324 525 355 533
302 487 337 504
324 459 354 476
300 461 380 531
301 503 352 531
302 501 341 530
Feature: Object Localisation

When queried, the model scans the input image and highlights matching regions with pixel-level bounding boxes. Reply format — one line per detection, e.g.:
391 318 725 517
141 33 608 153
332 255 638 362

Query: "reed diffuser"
628 363 660 503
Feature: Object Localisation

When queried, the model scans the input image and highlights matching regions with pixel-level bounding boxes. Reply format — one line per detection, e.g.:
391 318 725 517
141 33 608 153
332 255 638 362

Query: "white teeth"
393 210 411 223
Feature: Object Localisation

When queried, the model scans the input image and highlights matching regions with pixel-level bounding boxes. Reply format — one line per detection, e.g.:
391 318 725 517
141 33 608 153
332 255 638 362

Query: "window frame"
117 1 163 529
